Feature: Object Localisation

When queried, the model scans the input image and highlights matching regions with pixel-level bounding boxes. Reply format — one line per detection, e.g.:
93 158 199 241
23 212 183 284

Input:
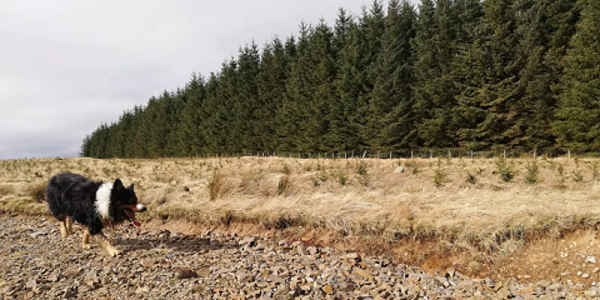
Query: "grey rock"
394 166 405 174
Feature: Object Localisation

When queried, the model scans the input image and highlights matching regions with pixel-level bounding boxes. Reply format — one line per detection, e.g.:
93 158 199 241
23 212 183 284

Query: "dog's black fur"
46 172 144 235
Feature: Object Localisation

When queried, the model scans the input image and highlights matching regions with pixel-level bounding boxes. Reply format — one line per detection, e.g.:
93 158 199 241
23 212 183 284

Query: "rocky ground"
1 216 599 299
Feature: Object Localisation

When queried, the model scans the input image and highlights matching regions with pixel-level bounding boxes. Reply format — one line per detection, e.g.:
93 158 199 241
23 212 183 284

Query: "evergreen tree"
257 38 290 151
80 134 91 157
283 23 314 152
303 20 336 152
199 73 225 154
357 1 386 148
128 105 148 158
511 0 579 151
553 0 600 151
328 13 363 152
274 36 298 152
177 73 206 156
333 8 351 54
368 0 417 151
413 0 471 149
455 0 521 150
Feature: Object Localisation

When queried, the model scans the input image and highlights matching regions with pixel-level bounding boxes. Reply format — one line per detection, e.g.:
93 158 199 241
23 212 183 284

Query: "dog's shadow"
114 232 239 254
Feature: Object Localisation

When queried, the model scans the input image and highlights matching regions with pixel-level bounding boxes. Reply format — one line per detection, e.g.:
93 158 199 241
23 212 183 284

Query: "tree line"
81 0 600 159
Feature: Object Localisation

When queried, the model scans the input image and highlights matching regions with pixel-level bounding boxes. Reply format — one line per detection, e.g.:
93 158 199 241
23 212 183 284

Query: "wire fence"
200 148 593 160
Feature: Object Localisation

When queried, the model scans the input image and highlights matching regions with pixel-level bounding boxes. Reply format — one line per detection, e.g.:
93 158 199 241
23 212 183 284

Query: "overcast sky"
0 0 417 160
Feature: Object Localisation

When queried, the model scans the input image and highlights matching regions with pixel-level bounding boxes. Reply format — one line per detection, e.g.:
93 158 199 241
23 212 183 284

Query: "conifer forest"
81 0 600 158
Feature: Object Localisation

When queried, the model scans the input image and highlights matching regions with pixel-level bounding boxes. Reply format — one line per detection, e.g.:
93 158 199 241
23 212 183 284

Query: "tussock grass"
277 175 290 196
1 156 600 254
0 184 15 197
26 182 47 202
208 170 223 201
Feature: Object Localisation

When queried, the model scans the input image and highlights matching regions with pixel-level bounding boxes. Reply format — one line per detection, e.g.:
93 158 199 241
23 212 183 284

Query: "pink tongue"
125 210 141 227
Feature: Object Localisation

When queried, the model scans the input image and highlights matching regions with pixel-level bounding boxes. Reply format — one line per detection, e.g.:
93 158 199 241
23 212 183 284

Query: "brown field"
2 156 600 283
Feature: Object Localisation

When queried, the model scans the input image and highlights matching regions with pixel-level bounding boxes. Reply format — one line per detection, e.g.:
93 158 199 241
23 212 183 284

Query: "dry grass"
1 156 600 254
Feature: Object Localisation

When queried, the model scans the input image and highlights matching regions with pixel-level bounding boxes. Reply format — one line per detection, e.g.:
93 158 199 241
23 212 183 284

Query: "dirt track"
1 215 599 299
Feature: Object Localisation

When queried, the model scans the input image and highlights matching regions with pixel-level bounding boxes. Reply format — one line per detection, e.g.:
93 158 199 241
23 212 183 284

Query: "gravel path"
0 216 598 299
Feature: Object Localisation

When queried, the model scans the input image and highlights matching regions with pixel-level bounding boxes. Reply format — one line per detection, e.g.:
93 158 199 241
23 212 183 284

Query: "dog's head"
108 179 146 227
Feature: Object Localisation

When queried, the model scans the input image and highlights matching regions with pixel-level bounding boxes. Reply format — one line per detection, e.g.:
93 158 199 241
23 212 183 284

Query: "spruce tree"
455 0 521 150
358 1 386 148
283 23 314 152
328 12 362 152
413 0 471 149
510 0 579 151
232 43 260 153
257 38 290 151
368 0 417 151
304 20 336 152
274 36 299 152
199 73 224 154
177 73 206 156
553 0 600 151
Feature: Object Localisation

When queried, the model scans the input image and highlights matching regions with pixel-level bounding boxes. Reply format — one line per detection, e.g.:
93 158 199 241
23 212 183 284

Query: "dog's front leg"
94 233 123 257
81 230 91 249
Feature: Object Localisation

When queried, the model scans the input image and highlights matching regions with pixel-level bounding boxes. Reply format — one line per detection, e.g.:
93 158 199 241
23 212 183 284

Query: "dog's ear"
126 183 134 191
113 179 124 190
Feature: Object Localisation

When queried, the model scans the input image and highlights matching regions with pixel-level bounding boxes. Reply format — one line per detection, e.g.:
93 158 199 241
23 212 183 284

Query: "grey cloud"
0 0 416 160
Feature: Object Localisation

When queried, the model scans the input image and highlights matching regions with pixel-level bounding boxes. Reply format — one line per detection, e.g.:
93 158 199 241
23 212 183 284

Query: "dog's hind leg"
59 219 69 239
81 230 91 250
94 233 122 257
66 217 74 235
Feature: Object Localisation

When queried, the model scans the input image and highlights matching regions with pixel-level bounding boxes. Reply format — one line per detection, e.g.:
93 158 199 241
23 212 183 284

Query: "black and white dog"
46 173 146 256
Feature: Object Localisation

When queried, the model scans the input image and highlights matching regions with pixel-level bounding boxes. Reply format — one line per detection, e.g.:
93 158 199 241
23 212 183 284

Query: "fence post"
568 149 571 159
389 151 392 159
345 152 347 159
363 151 367 158
411 150 414 159
429 150 433 159
503 150 506 159
377 151 381 159
470 150 473 159
448 150 451 160
533 150 536 158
